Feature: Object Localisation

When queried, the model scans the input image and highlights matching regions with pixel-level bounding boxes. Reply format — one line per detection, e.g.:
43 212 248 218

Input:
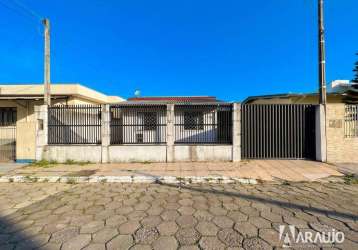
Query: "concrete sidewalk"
332 163 358 176
0 163 26 175
0 160 343 184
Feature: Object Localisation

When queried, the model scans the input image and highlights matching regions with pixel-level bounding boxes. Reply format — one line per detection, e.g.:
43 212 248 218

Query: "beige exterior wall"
326 104 358 163
0 97 109 162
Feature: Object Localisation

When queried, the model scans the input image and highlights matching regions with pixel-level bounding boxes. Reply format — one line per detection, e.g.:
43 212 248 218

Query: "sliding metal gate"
241 104 316 159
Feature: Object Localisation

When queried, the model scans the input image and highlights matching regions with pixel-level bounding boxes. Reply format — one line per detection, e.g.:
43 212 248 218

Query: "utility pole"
318 0 327 105
43 18 51 106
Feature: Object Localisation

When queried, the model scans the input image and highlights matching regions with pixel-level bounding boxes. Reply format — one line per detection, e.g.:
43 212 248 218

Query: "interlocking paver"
161 210 180 221
83 243 106 250
119 221 141 234
234 222 258 238
196 221 219 236
242 237 271 250
61 234 91 250
106 235 133 250
176 215 198 228
92 227 118 243
134 227 159 244
50 227 79 243
140 215 162 227
152 236 178 250
213 216 234 229
176 228 201 245
0 182 356 250
157 221 178 236
106 215 127 227
217 228 243 247
199 236 226 250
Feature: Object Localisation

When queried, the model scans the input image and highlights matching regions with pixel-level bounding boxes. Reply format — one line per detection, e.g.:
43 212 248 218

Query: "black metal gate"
0 108 16 162
241 104 316 159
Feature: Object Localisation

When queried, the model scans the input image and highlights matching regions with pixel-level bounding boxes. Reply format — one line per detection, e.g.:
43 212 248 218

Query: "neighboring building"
0 84 124 162
243 80 358 104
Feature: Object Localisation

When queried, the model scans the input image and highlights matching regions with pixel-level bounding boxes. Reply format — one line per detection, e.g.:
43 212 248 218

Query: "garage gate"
241 104 316 159
0 108 16 162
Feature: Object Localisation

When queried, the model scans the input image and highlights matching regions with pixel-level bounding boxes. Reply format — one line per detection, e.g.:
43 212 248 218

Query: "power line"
11 0 42 20
0 0 42 22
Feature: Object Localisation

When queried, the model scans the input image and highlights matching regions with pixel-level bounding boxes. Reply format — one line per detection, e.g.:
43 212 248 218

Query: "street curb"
0 175 258 184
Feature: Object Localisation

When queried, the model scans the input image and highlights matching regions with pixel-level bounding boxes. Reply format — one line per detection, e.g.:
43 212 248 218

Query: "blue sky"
0 0 357 101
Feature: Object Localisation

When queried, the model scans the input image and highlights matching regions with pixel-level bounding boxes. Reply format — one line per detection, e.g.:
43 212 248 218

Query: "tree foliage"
353 52 358 83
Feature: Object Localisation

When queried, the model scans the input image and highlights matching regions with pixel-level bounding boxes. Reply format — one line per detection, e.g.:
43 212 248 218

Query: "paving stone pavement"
0 182 357 250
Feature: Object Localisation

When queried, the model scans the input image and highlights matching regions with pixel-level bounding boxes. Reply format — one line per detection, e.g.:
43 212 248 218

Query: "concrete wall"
326 104 358 163
173 145 232 162
109 145 167 162
42 144 233 163
43 145 102 163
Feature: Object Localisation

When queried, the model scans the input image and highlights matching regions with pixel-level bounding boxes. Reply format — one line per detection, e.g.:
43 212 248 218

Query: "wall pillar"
35 105 48 161
101 104 110 163
315 104 327 162
232 103 241 162
166 104 175 162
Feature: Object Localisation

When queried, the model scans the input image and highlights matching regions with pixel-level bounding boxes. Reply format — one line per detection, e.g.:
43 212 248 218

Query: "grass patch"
281 180 291 186
343 174 358 185
66 177 77 184
29 160 58 168
64 159 91 166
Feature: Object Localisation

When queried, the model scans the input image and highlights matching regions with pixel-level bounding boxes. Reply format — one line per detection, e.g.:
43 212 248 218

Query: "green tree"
353 52 358 83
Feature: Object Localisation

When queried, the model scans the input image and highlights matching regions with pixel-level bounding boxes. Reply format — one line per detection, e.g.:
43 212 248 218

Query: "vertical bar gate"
0 108 17 162
241 104 316 159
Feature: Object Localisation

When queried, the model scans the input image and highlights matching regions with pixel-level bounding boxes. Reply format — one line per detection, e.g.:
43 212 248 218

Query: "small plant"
65 159 91 166
205 177 213 183
24 176 39 183
100 178 107 184
281 180 291 186
9 178 14 183
30 160 57 168
187 178 193 184
24 175 32 182
343 174 358 185
142 161 151 164
65 159 76 165
43 178 49 183
66 177 77 184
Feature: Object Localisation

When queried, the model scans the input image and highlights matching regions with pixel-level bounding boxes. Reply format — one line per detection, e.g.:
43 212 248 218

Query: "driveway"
0 182 357 249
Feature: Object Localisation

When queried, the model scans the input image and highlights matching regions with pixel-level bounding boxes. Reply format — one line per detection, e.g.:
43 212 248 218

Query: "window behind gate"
0 108 16 126
184 112 204 130
139 112 157 131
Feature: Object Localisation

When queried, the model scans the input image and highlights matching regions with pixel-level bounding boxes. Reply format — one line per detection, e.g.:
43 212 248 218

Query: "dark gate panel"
0 108 17 162
241 104 316 159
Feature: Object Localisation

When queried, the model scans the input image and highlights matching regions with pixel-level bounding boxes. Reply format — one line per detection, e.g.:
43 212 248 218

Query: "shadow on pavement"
129 169 357 221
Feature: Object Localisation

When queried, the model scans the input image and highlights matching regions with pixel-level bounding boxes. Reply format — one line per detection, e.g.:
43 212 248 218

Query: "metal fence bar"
110 104 167 144
241 104 316 159
174 104 233 144
48 105 102 144
345 105 358 138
